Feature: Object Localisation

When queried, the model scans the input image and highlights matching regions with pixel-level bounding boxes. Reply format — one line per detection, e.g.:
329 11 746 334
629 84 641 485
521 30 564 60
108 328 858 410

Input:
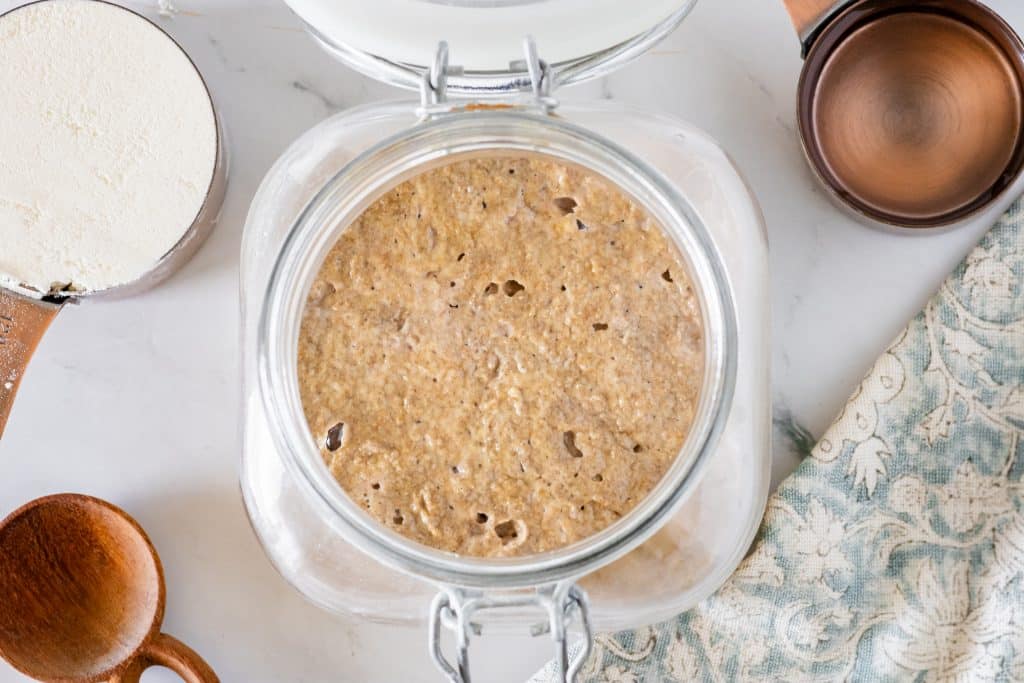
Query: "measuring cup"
0 2 227 438
0 145 225 438
0 494 219 682
783 0 1024 229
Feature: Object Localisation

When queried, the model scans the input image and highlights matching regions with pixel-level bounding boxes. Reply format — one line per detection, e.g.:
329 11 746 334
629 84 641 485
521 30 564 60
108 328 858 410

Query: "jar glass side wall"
240 101 769 629
241 103 433 622
240 102 418 310
563 104 770 626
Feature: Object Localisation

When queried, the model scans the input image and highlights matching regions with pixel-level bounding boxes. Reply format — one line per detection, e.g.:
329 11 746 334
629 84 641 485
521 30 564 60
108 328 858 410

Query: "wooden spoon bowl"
0 494 218 683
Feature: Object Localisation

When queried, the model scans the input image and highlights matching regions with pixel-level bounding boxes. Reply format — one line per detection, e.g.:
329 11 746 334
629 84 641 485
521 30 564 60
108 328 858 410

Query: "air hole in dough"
494 520 520 543
553 196 578 215
503 280 525 297
325 422 345 451
563 431 584 458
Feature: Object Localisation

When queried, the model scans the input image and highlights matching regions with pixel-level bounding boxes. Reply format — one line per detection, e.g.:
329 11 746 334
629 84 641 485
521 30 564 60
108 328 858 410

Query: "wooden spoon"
0 494 219 683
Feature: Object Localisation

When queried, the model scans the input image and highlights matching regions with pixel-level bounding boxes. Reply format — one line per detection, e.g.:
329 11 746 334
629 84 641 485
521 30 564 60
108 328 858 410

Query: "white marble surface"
2 0 1023 681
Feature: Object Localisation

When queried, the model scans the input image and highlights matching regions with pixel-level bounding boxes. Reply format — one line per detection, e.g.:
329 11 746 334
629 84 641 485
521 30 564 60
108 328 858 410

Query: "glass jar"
241 6 770 679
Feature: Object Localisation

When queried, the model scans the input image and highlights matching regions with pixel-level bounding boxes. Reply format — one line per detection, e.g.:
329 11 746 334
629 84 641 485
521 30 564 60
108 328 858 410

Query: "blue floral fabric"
533 200 1024 682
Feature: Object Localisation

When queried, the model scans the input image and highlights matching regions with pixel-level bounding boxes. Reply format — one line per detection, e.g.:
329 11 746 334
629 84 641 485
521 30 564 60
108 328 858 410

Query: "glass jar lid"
284 0 698 95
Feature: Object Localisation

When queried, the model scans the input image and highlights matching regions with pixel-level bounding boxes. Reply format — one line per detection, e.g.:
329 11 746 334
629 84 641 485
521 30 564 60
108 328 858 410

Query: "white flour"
0 0 217 295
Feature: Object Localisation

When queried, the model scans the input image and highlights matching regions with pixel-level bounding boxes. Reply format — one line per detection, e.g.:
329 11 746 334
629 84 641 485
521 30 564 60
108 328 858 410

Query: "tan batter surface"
298 156 703 557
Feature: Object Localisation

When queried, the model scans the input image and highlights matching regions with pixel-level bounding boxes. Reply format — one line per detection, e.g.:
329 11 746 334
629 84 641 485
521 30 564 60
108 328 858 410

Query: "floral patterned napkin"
532 200 1024 682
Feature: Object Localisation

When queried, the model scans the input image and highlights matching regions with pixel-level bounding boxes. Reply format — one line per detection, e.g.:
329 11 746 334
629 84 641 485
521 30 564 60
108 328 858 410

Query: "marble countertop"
2 0 1023 680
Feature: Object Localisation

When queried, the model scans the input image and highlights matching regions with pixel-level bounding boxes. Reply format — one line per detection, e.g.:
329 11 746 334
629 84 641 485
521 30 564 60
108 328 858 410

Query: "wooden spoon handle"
109 633 220 683
782 0 843 41
0 290 63 439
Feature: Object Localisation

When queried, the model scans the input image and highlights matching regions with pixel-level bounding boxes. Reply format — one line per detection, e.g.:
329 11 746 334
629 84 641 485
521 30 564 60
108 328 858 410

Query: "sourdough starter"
298 156 703 557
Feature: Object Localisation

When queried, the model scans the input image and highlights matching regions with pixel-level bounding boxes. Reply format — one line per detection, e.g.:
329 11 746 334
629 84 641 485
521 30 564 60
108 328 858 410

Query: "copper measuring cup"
0 1 227 439
0 494 219 682
783 0 1024 228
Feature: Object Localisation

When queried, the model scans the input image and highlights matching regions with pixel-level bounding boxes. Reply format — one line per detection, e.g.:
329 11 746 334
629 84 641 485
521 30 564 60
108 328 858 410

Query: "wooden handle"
782 0 841 40
109 633 220 683
0 289 63 439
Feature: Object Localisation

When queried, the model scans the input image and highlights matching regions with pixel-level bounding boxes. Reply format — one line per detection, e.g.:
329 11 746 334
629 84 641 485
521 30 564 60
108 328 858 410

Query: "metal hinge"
418 36 558 117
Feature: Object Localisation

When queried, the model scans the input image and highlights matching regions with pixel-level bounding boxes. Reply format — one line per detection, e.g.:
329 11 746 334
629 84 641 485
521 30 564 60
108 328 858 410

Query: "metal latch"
428 581 593 683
